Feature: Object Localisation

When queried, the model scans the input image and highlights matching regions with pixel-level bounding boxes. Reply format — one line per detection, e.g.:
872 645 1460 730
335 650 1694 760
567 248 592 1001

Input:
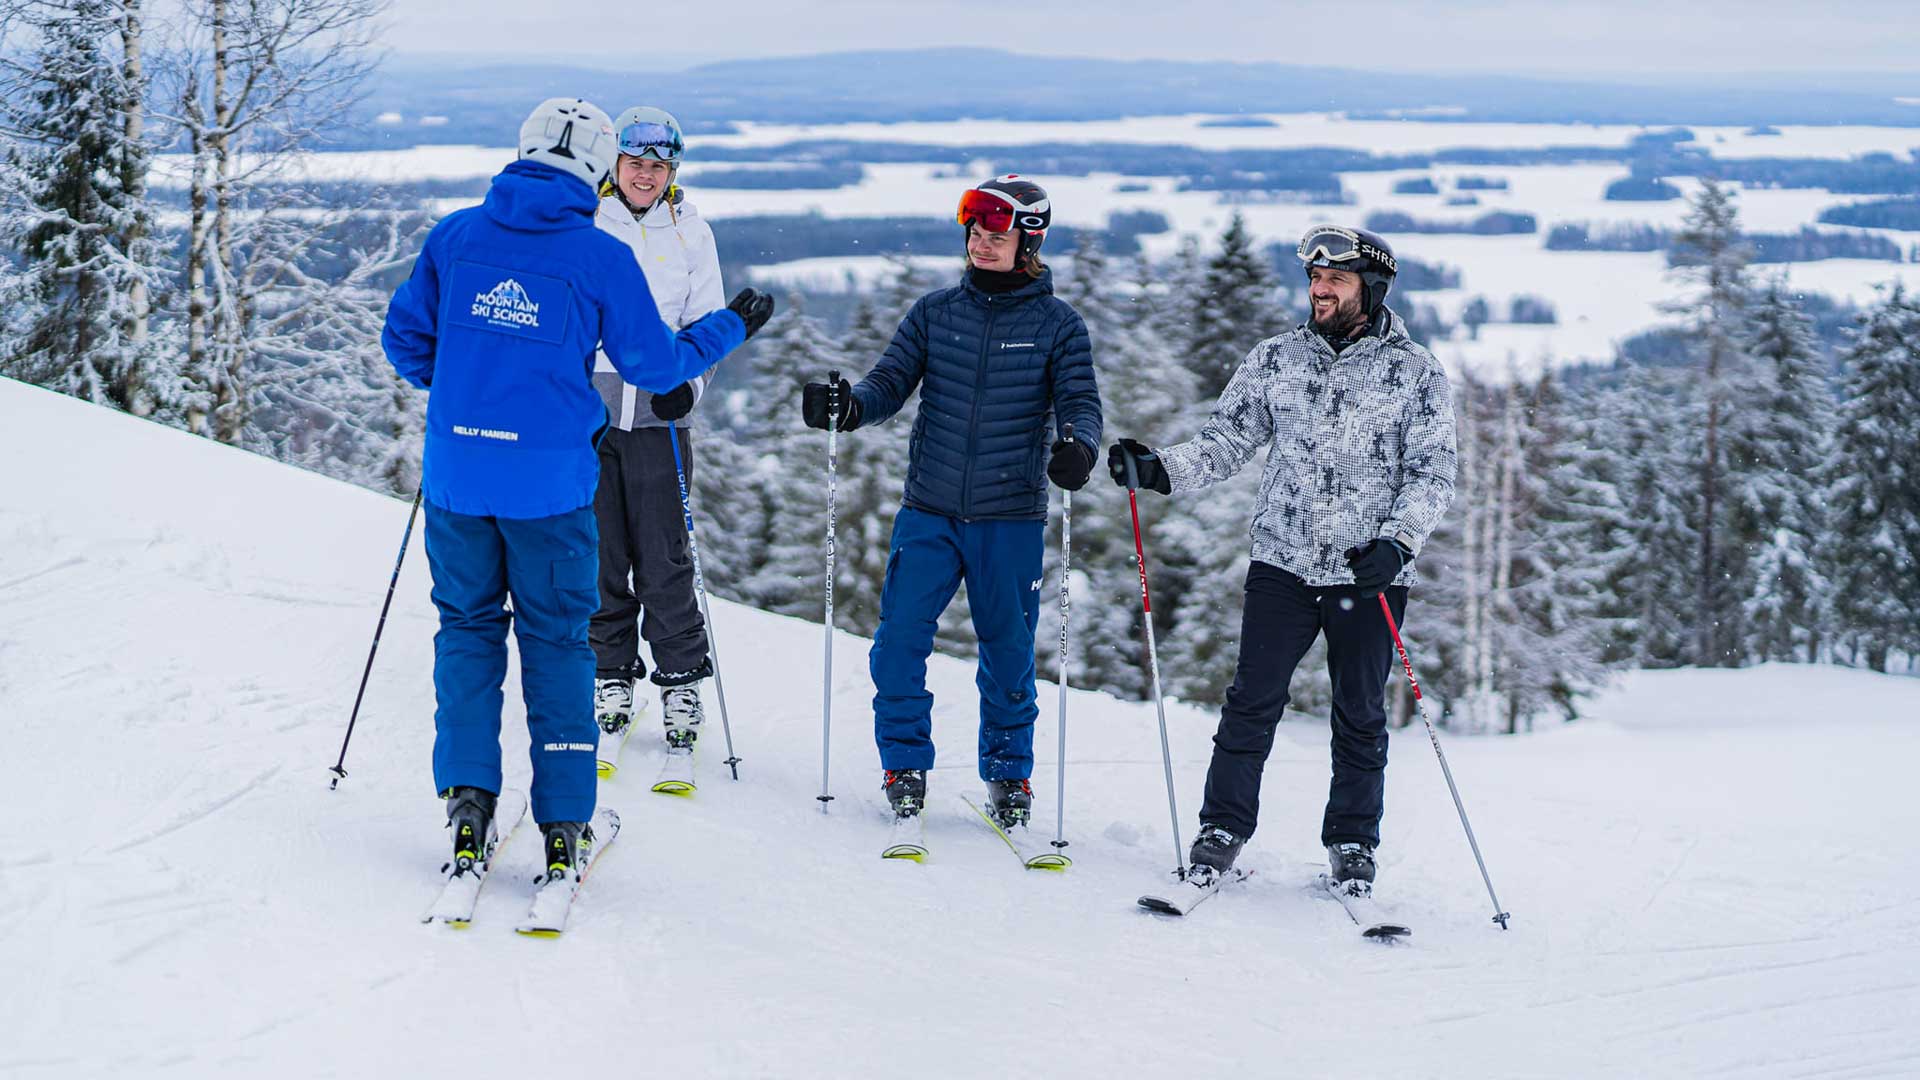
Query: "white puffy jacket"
592 187 727 430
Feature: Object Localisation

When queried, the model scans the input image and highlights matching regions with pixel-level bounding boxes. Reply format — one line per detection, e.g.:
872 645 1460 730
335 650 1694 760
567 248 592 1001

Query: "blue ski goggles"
618 121 682 162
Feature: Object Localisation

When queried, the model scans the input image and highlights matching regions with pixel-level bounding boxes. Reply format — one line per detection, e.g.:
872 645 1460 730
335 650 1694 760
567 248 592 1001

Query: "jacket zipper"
959 300 997 520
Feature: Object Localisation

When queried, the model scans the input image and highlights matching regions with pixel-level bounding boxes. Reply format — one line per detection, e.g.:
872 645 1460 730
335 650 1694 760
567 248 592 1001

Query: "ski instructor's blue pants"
425 503 600 826
871 506 1044 780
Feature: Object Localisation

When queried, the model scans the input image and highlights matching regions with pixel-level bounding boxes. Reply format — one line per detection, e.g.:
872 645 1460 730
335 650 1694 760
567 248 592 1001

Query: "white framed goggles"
1297 226 1395 272
618 121 682 162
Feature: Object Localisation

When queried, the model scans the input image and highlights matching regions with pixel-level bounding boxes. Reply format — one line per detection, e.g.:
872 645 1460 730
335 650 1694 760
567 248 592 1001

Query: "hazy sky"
384 0 1920 78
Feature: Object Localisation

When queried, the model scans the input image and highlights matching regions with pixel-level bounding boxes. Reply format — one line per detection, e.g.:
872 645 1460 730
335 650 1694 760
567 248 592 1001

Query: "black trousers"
1198 562 1408 849
589 425 708 685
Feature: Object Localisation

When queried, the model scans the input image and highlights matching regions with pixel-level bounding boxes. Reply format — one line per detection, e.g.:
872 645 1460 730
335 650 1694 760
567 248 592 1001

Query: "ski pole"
1122 452 1185 878
667 421 740 780
1377 593 1511 930
818 370 840 812
329 488 423 789
1052 423 1075 852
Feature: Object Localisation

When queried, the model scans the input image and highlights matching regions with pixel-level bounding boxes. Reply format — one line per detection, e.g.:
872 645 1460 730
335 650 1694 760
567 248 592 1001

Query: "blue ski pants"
425 503 600 825
870 506 1044 780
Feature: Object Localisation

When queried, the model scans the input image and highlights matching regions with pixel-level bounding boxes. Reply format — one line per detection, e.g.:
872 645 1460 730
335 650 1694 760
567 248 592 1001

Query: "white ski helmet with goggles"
518 98 619 190
614 106 684 164
1297 224 1398 316
958 174 1051 267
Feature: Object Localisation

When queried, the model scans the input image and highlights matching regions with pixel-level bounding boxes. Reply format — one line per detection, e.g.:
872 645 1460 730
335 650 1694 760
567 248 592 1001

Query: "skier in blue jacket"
801 175 1103 829
382 98 773 882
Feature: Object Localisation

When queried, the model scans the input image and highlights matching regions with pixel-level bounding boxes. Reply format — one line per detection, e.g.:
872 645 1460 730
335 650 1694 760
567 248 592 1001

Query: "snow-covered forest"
5 0 1918 739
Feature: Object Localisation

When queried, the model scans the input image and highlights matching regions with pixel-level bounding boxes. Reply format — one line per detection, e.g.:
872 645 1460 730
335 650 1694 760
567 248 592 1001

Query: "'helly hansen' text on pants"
1199 562 1408 849
870 506 1044 781
425 504 600 825
589 424 708 685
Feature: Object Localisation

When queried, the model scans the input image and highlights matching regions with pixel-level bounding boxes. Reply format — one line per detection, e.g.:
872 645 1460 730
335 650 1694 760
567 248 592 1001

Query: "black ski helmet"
1297 224 1398 317
958 174 1052 268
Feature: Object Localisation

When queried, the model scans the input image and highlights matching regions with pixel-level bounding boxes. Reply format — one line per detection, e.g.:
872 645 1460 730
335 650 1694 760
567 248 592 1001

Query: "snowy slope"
4 376 1919 1079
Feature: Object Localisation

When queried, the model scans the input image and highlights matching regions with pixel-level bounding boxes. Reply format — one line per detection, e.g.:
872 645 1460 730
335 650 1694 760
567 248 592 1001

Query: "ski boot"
883 769 926 819
1328 842 1377 896
984 778 1033 829
660 683 703 752
445 786 499 874
1187 823 1244 883
540 820 589 884
594 675 635 736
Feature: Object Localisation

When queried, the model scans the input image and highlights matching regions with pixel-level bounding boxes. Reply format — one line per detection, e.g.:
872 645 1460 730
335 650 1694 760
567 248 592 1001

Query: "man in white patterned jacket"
1107 224 1456 894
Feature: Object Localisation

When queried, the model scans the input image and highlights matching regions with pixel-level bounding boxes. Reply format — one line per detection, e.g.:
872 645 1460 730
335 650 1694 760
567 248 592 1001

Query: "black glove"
1047 436 1096 491
649 381 696 421
1107 438 1170 495
1344 538 1412 598
802 377 862 431
727 288 775 339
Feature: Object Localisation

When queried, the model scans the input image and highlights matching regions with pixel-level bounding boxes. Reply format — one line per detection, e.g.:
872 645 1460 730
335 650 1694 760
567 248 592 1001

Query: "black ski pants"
1198 561 1407 849
589 425 708 686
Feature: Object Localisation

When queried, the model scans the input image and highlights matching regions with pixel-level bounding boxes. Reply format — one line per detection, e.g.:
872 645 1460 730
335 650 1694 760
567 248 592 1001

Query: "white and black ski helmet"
1297 224 1398 316
959 174 1052 265
518 98 619 190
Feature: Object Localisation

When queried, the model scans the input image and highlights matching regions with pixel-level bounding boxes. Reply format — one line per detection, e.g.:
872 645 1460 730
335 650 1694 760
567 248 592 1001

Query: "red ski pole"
1377 593 1511 929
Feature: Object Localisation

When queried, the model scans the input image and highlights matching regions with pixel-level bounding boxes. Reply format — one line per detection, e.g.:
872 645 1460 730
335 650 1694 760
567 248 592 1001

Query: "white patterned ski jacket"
1158 309 1457 588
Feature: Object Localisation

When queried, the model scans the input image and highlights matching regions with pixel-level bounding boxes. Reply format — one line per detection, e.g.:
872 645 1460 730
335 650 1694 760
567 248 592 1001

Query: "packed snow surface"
3 376 1917 1077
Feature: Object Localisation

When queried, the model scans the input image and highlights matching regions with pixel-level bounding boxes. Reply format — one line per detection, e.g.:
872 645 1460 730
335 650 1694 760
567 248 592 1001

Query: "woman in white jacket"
589 106 726 771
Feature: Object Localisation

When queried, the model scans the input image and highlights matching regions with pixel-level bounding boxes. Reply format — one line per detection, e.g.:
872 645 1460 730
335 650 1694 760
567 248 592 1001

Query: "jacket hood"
482 159 601 232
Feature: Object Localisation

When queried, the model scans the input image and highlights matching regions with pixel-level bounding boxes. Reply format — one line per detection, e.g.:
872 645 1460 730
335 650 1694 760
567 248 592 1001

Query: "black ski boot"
985 778 1033 829
445 786 498 873
541 821 588 883
1188 823 1244 880
1328 842 1377 889
883 769 926 818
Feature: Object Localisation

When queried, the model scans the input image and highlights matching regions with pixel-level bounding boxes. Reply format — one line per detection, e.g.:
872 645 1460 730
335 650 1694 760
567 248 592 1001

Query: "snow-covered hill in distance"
3 375 1917 1078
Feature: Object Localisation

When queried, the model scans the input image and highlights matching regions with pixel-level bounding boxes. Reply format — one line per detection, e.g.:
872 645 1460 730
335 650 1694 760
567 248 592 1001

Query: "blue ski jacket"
854 270 1102 521
383 159 745 519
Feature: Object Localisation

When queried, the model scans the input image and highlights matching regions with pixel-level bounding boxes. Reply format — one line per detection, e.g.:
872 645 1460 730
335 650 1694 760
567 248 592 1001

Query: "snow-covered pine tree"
1728 279 1835 663
1824 285 1920 672
1665 178 1755 665
1601 365 1704 667
1183 213 1278 402
0 0 161 414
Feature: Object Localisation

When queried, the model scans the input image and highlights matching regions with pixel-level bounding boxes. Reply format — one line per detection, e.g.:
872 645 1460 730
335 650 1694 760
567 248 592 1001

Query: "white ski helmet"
517 98 618 190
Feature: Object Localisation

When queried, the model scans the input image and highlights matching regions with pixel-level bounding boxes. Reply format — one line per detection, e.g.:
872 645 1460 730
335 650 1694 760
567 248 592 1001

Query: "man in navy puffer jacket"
382 98 770 871
803 176 1102 828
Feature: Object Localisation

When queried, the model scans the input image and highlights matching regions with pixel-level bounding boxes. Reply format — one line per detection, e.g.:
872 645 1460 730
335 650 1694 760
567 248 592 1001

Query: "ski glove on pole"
801 377 862 431
1106 438 1170 495
650 381 697 421
727 289 775 339
1047 437 1097 491
1344 538 1414 598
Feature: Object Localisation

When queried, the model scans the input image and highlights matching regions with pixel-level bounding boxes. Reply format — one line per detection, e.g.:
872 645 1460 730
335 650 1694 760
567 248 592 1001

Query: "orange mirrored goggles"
956 189 1019 232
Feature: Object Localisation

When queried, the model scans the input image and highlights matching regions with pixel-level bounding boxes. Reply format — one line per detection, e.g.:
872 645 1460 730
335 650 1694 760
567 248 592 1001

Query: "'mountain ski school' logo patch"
473 278 541 330
447 261 570 344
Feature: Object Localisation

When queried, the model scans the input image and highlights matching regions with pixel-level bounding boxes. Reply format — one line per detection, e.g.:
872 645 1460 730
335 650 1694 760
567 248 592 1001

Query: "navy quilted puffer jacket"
853 270 1103 521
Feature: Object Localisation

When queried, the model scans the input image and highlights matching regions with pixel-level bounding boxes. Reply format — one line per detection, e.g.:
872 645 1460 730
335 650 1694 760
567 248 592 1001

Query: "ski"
650 743 696 797
1317 873 1412 940
421 788 529 928
961 795 1070 871
1138 867 1248 916
881 811 928 862
515 807 621 938
596 721 633 779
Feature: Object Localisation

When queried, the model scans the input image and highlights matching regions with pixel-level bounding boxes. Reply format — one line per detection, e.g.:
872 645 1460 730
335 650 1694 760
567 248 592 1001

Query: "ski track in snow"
4 376 1920 1078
